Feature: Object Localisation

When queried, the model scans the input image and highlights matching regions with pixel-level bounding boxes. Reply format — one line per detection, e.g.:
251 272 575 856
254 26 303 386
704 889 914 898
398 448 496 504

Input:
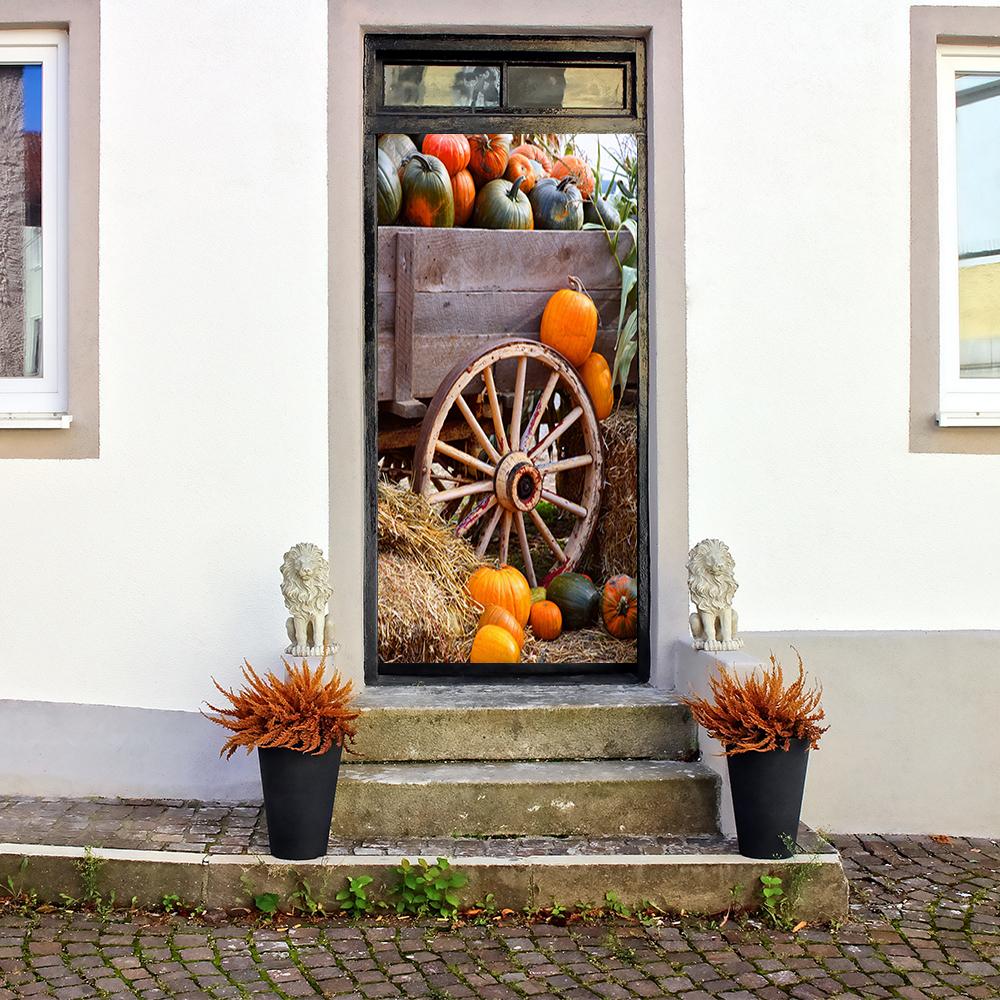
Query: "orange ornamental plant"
204 658 359 758
682 652 827 755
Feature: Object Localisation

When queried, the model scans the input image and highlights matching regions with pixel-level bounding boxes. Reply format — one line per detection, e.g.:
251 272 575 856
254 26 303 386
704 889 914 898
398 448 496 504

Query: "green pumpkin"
378 133 417 171
529 176 583 231
472 176 533 230
376 148 402 225
583 196 620 230
400 153 454 228
546 572 599 630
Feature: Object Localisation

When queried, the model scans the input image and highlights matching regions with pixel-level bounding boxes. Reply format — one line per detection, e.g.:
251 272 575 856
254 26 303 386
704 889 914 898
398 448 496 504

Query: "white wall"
0 0 329 711
685 0 1000 632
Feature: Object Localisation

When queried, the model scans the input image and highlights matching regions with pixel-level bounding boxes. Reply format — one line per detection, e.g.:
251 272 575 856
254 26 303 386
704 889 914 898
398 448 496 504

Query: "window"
0 30 68 425
936 44 1000 425
364 36 648 682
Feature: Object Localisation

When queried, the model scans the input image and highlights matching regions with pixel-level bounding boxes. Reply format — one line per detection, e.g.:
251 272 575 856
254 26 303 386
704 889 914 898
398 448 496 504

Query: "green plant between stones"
392 857 467 919
336 875 376 916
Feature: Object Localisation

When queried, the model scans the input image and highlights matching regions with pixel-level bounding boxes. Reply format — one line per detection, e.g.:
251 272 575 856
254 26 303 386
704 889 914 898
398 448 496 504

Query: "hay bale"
595 407 637 578
522 626 637 664
377 483 482 663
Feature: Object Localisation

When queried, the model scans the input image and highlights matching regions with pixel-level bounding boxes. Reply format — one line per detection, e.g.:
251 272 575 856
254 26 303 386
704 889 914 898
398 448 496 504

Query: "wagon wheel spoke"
427 481 493 506
529 406 583 459
457 495 497 537
476 503 505 558
535 454 593 476
521 371 560 451
483 365 509 454
455 394 501 465
498 510 511 564
509 357 527 452
540 489 588 519
435 439 496 478
529 508 566 563
514 511 536 587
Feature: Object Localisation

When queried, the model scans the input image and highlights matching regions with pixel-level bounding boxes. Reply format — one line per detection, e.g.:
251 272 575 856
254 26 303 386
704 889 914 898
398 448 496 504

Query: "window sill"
937 410 1000 427
0 413 73 430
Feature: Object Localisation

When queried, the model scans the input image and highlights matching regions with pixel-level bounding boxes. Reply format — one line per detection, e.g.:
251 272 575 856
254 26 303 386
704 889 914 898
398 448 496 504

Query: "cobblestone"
0 834 991 996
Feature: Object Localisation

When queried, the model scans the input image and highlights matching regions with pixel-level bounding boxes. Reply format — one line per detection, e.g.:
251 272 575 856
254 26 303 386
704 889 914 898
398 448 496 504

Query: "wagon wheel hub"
494 450 543 513
412 339 604 588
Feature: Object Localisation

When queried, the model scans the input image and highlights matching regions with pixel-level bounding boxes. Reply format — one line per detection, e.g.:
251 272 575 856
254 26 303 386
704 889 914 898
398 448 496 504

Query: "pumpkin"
601 575 638 639
529 600 562 641
400 153 454 228
547 572 600 630
512 142 552 173
479 604 525 649
579 352 614 420
528 176 583 231
467 564 532 627
422 133 471 176
470 624 520 664
540 276 598 366
504 153 537 193
467 133 510 186
378 133 417 171
472 176 533 231
551 154 596 199
451 168 476 227
583 196 620 230
529 586 547 605
376 148 402 225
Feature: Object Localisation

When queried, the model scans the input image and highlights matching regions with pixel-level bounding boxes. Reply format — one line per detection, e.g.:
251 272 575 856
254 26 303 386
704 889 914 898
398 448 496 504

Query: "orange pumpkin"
479 604 525 649
578 352 614 420
601 575 638 639
540 276 598 366
470 624 521 663
504 153 536 194
512 143 552 174
421 133 470 176
551 155 596 200
467 564 532 627
467 134 510 186
529 600 562 641
451 168 476 227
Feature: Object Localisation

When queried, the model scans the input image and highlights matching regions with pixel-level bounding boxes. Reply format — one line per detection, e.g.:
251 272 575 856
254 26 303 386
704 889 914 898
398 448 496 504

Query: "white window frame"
936 44 1000 426
0 29 68 422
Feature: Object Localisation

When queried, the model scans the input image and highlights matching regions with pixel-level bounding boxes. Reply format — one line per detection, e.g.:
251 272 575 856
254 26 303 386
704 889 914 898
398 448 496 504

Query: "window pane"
0 63 42 378
384 64 500 108
955 72 1000 379
507 66 625 109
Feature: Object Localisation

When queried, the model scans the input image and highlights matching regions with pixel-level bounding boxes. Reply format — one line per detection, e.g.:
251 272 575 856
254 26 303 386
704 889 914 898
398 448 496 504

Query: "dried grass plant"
204 657 359 758
682 652 828 755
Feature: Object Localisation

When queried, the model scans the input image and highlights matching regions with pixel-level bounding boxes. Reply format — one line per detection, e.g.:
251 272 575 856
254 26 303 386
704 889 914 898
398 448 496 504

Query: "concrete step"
354 684 697 763
333 758 719 838
0 828 849 923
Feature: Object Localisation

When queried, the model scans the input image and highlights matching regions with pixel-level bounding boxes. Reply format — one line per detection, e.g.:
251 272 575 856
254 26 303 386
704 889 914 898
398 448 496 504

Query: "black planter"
726 738 809 859
257 744 343 860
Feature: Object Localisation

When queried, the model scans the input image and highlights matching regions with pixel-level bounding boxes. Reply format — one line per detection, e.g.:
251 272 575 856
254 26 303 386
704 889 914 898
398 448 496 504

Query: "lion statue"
687 538 743 651
280 542 336 657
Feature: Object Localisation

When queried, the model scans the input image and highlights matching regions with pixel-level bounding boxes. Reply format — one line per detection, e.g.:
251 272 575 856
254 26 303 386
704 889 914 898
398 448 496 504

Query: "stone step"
0 829 849 923
354 684 696 763
333 758 719 838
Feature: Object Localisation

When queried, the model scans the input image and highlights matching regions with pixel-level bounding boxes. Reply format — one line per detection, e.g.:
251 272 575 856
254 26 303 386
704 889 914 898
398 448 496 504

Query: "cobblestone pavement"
0 834 995 999
0 797 834 859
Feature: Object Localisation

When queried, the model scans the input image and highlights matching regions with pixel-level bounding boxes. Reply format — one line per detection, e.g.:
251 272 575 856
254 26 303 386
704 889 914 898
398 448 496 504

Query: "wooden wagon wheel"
412 339 604 587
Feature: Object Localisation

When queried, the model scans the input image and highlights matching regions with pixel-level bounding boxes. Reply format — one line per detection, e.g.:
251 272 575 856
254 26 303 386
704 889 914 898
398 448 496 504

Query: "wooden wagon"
376 225 634 585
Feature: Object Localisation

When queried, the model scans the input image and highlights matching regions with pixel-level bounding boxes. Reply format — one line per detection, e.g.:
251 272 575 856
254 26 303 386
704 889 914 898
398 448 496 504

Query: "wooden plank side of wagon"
377 227 634 404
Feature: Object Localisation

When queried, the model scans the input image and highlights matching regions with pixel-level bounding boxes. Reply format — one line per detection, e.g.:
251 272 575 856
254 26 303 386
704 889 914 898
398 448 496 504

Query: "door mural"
365 40 647 679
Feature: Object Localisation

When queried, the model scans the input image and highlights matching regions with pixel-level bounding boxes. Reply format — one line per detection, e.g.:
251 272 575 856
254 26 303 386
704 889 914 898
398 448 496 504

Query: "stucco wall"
0 0 997 835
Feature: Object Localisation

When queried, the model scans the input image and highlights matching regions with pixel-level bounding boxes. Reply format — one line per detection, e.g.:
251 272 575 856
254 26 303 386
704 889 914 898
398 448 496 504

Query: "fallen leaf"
719 912 729 928
930 834 952 844
792 920 808 933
